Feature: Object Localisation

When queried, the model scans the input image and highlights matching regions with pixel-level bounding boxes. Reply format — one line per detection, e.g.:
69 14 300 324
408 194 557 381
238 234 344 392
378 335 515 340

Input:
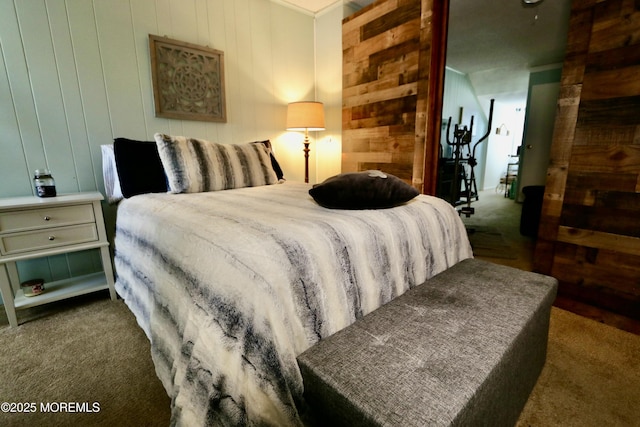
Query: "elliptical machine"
444 99 494 217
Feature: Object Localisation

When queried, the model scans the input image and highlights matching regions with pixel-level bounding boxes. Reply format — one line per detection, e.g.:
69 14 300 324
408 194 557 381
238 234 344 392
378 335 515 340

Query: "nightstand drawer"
0 204 95 233
0 191 116 328
0 224 99 255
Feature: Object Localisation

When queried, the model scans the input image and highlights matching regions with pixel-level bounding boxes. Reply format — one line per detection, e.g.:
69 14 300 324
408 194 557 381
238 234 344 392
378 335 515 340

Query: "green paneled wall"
0 0 330 299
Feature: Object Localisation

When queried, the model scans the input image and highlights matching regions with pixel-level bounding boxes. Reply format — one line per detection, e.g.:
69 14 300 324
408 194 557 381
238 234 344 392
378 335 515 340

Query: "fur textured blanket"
114 182 472 426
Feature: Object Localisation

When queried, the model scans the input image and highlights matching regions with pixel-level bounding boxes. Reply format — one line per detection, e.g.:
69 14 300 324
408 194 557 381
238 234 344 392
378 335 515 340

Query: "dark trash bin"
520 185 545 237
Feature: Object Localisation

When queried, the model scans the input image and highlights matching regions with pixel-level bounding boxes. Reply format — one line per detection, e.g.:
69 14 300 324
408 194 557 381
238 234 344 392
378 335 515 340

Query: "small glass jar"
34 169 57 197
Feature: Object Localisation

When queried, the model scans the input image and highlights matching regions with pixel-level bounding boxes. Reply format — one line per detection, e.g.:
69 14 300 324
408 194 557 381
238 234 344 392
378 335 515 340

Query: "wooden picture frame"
149 35 226 122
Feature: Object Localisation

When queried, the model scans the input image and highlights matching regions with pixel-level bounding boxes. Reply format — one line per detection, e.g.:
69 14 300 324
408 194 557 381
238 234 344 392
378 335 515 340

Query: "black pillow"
309 171 419 209
253 140 285 180
114 138 167 198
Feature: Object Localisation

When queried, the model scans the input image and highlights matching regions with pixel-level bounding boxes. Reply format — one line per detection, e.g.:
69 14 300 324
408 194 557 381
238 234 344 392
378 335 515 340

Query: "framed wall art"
149 35 227 122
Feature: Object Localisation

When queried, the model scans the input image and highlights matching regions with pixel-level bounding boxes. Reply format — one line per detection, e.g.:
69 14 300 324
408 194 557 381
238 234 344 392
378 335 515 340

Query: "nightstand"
0 192 116 327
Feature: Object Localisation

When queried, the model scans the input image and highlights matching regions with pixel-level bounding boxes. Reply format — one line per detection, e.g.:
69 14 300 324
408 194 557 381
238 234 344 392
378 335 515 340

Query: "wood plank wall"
535 0 640 319
342 0 427 188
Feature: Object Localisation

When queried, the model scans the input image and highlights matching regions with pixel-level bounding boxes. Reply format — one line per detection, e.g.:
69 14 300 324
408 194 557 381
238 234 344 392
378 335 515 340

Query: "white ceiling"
447 0 571 105
278 0 372 13
278 0 336 13
284 0 571 104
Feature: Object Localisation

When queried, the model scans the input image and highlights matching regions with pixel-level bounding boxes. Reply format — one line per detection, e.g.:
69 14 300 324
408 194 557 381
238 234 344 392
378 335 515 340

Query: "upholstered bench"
297 258 558 427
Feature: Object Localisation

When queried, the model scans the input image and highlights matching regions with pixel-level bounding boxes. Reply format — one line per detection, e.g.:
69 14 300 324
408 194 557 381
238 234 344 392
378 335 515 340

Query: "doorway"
439 0 571 263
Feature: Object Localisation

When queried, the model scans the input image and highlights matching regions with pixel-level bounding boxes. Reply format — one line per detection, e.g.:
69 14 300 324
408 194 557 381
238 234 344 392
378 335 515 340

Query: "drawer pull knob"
44 216 51 221
48 236 55 241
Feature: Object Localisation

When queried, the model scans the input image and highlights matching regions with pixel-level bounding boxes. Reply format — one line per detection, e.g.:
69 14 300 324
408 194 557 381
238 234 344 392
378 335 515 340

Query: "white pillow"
100 144 123 204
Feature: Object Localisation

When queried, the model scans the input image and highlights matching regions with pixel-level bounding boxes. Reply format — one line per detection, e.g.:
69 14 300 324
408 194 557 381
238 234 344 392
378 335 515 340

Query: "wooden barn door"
535 0 640 319
341 0 448 194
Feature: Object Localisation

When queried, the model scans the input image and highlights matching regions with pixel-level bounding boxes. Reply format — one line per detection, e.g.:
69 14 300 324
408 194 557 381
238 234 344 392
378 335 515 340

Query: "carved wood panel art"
149 35 226 122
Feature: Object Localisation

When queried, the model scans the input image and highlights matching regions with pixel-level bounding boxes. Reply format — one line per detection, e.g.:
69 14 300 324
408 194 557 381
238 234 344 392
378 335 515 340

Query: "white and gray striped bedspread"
114 182 473 426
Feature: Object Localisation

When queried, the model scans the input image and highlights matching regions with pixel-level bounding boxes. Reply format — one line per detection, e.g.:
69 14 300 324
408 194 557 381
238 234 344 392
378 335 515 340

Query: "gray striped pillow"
154 133 278 193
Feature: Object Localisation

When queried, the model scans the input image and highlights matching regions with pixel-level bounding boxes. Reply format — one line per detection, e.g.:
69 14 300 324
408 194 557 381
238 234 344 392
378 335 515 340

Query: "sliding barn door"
342 0 447 194
535 0 640 319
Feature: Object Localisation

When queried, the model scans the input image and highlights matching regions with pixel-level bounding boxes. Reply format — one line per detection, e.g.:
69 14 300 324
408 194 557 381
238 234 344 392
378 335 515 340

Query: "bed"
105 134 473 426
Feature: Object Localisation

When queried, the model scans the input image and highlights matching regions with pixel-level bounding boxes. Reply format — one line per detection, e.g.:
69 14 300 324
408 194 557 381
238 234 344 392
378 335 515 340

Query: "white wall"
280 0 359 184
483 102 525 192
516 66 562 201
440 68 488 190
313 2 351 182
441 68 530 194
0 0 319 202
518 81 560 199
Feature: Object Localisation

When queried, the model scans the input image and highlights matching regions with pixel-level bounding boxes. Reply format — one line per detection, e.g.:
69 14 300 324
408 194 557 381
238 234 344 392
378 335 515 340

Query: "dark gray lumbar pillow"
309 170 419 209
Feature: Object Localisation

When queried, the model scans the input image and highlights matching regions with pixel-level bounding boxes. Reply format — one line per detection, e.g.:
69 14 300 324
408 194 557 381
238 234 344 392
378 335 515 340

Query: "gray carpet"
1 293 639 426
0 293 170 427
516 307 640 427
466 225 518 259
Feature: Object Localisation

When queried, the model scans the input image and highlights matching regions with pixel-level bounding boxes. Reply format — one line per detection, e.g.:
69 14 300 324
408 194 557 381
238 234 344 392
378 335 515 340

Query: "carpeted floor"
460 189 535 271
0 294 170 427
466 225 517 259
1 292 639 426
1 190 636 426
516 307 640 427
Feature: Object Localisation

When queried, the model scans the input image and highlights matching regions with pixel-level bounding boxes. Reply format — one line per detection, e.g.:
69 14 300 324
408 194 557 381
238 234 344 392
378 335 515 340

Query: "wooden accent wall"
342 0 445 193
535 0 640 319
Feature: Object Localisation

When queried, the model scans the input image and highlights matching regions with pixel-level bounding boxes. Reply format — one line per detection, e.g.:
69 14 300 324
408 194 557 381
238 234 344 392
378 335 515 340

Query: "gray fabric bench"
297 258 558 427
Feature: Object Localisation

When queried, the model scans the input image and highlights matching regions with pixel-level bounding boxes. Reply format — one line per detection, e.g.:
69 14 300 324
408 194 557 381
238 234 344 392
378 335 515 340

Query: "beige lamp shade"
286 102 325 131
